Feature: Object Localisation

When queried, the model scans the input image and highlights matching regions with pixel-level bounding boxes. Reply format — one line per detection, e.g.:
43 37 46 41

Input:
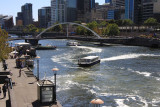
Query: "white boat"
78 56 100 67
66 42 80 46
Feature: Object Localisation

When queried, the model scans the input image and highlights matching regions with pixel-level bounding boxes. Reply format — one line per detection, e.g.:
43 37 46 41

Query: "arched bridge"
36 22 101 39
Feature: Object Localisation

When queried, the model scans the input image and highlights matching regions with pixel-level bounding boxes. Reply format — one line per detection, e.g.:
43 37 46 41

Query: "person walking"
2 84 7 98
19 68 22 77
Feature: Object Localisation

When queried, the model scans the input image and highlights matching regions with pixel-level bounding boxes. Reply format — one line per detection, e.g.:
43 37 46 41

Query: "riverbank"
0 59 62 107
41 36 160 48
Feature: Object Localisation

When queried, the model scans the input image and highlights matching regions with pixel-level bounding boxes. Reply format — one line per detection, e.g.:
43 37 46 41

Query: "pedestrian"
2 84 7 98
19 68 22 77
0 86 1 97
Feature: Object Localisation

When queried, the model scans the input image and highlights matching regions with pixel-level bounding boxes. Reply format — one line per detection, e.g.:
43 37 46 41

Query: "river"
10 39 160 107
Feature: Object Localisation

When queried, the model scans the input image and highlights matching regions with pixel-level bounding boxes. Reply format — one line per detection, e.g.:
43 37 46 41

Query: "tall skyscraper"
91 0 95 8
16 12 23 26
38 7 51 28
21 3 33 26
125 0 142 24
51 0 66 24
77 0 91 22
66 0 77 22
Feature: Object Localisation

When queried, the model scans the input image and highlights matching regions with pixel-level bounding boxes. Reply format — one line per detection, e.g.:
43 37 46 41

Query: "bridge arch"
36 22 101 39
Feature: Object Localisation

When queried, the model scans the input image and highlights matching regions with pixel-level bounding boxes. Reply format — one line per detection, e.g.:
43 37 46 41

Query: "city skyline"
0 0 104 23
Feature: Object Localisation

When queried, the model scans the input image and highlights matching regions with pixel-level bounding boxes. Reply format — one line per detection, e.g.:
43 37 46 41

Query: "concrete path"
1 59 62 107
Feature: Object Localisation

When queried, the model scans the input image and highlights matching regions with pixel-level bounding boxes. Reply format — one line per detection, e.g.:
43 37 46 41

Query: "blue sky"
0 0 104 23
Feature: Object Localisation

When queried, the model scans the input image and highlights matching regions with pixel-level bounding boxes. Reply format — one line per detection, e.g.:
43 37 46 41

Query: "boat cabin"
78 56 100 67
66 42 79 46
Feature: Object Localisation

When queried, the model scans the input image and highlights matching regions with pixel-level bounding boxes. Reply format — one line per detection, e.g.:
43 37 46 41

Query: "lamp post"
36 56 40 81
52 68 59 104
90 98 104 107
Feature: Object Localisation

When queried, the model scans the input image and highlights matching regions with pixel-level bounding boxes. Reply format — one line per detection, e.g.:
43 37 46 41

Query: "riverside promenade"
0 59 62 107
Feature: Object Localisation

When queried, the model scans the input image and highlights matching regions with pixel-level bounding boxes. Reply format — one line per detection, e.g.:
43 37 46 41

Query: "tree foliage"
74 21 82 24
100 21 107 28
106 23 120 36
76 26 86 35
47 22 62 32
144 18 158 26
0 28 11 61
123 19 133 26
23 24 39 33
115 20 124 26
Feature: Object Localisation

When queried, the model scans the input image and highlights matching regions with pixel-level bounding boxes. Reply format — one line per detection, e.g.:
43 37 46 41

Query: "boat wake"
75 46 102 54
101 54 160 62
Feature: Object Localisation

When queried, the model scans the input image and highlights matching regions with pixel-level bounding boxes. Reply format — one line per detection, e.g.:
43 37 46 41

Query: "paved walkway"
0 59 62 107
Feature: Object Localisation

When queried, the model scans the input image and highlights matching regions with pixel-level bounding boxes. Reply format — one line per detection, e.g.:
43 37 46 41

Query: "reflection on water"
11 39 160 107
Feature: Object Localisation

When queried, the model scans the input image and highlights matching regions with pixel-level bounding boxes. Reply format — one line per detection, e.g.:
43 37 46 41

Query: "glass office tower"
125 0 142 24
91 0 95 8
66 0 77 22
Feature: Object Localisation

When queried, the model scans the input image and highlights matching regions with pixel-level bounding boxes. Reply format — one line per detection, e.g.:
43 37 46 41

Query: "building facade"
77 0 91 22
38 7 51 28
66 0 77 22
91 0 95 9
16 12 23 26
0 15 14 29
125 0 142 24
21 3 33 26
112 0 125 8
51 0 66 25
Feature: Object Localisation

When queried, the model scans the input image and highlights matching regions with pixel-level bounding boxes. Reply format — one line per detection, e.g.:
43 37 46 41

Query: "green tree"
47 22 62 32
23 24 38 33
86 21 98 36
144 18 158 27
0 28 11 61
108 19 116 24
87 21 98 30
123 19 133 26
74 21 82 24
76 26 86 35
115 20 124 26
105 23 120 36
100 21 107 28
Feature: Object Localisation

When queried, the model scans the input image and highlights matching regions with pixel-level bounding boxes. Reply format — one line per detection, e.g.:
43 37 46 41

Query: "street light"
36 56 40 81
90 98 104 107
52 67 59 104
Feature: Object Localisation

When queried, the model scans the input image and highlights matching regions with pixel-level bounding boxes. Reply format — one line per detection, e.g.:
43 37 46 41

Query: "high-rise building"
153 0 160 22
77 0 91 22
0 15 14 29
51 0 66 25
38 7 51 28
21 3 33 26
91 0 95 8
141 0 160 23
125 0 142 24
66 0 77 22
16 12 23 26
112 0 125 8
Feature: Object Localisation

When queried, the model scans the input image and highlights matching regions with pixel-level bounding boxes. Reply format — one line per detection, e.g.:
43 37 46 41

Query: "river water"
11 39 160 107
